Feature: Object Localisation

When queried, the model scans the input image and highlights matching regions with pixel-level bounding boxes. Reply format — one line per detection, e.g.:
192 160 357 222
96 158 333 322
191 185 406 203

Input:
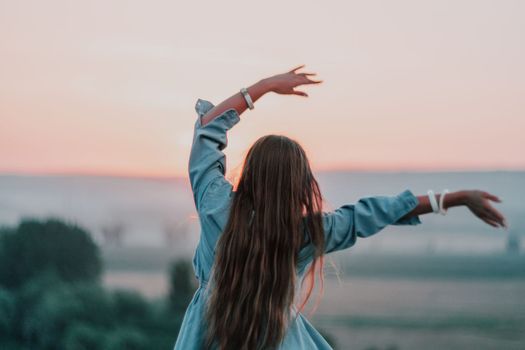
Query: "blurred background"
1 0 524 349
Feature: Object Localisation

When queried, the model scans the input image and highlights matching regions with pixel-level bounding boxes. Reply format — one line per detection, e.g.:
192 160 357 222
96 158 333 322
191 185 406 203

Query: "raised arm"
199 64 322 126
400 190 508 229
189 65 322 211
319 189 507 255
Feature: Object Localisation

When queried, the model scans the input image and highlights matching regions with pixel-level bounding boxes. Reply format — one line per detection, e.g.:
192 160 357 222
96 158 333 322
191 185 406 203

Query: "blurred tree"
0 217 198 349
112 289 151 327
62 323 107 350
100 222 125 247
0 340 25 350
104 328 148 350
168 259 198 314
22 282 113 349
15 269 63 342
0 217 101 289
506 230 520 254
0 288 15 335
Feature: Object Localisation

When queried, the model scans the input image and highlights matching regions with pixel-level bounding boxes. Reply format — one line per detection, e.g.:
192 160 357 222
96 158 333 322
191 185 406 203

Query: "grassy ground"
102 248 525 349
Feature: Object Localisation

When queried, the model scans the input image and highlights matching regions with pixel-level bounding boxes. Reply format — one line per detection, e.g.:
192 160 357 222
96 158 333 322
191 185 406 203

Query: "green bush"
62 323 107 350
0 217 101 289
104 328 148 350
168 259 198 314
112 289 152 327
0 288 15 335
0 217 195 349
21 282 113 348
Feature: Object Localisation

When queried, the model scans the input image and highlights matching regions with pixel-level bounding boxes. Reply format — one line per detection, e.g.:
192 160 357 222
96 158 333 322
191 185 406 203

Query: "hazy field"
3 172 524 349
311 276 525 350
103 248 525 350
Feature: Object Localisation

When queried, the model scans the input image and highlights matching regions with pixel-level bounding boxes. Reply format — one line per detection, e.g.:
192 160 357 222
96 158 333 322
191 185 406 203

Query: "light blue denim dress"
173 98 422 350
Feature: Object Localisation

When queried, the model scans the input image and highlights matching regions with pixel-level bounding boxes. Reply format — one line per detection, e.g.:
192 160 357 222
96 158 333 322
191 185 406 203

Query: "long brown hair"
204 134 326 350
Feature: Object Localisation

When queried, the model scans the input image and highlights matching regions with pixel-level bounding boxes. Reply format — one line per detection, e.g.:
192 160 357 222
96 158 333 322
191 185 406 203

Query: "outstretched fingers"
289 64 306 73
483 204 507 228
292 89 308 97
286 64 323 94
297 74 323 85
483 191 502 203
483 209 503 227
305 78 323 84
482 216 500 228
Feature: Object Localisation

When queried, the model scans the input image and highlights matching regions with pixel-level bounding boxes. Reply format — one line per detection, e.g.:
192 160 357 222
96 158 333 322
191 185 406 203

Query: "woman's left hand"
263 64 323 97
463 190 508 229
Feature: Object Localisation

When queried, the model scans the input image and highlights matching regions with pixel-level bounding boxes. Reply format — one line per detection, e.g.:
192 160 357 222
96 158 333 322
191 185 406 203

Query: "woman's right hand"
263 64 322 97
463 190 508 229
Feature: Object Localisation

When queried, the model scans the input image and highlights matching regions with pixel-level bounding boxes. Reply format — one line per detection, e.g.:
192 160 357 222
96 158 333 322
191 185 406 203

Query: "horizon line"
1 167 524 181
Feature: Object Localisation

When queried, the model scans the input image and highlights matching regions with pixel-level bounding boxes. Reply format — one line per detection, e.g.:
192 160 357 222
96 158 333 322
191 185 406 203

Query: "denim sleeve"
322 189 421 254
188 98 240 212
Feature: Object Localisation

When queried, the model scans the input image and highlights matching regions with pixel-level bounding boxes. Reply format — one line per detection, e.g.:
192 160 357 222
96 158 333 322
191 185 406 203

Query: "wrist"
444 190 468 209
244 79 273 107
256 78 275 94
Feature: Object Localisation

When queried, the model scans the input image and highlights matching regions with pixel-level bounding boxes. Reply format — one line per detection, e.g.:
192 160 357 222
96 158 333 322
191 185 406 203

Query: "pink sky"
1 0 524 178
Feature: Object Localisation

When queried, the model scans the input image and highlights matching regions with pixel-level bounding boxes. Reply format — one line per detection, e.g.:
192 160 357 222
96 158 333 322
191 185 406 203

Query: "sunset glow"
1 1 524 178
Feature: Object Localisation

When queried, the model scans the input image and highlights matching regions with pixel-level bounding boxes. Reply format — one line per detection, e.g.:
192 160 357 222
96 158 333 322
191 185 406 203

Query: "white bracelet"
427 190 439 213
439 189 450 215
240 87 254 110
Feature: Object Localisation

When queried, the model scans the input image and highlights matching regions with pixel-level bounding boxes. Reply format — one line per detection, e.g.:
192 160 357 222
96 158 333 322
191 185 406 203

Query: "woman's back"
175 66 506 349
174 96 421 350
